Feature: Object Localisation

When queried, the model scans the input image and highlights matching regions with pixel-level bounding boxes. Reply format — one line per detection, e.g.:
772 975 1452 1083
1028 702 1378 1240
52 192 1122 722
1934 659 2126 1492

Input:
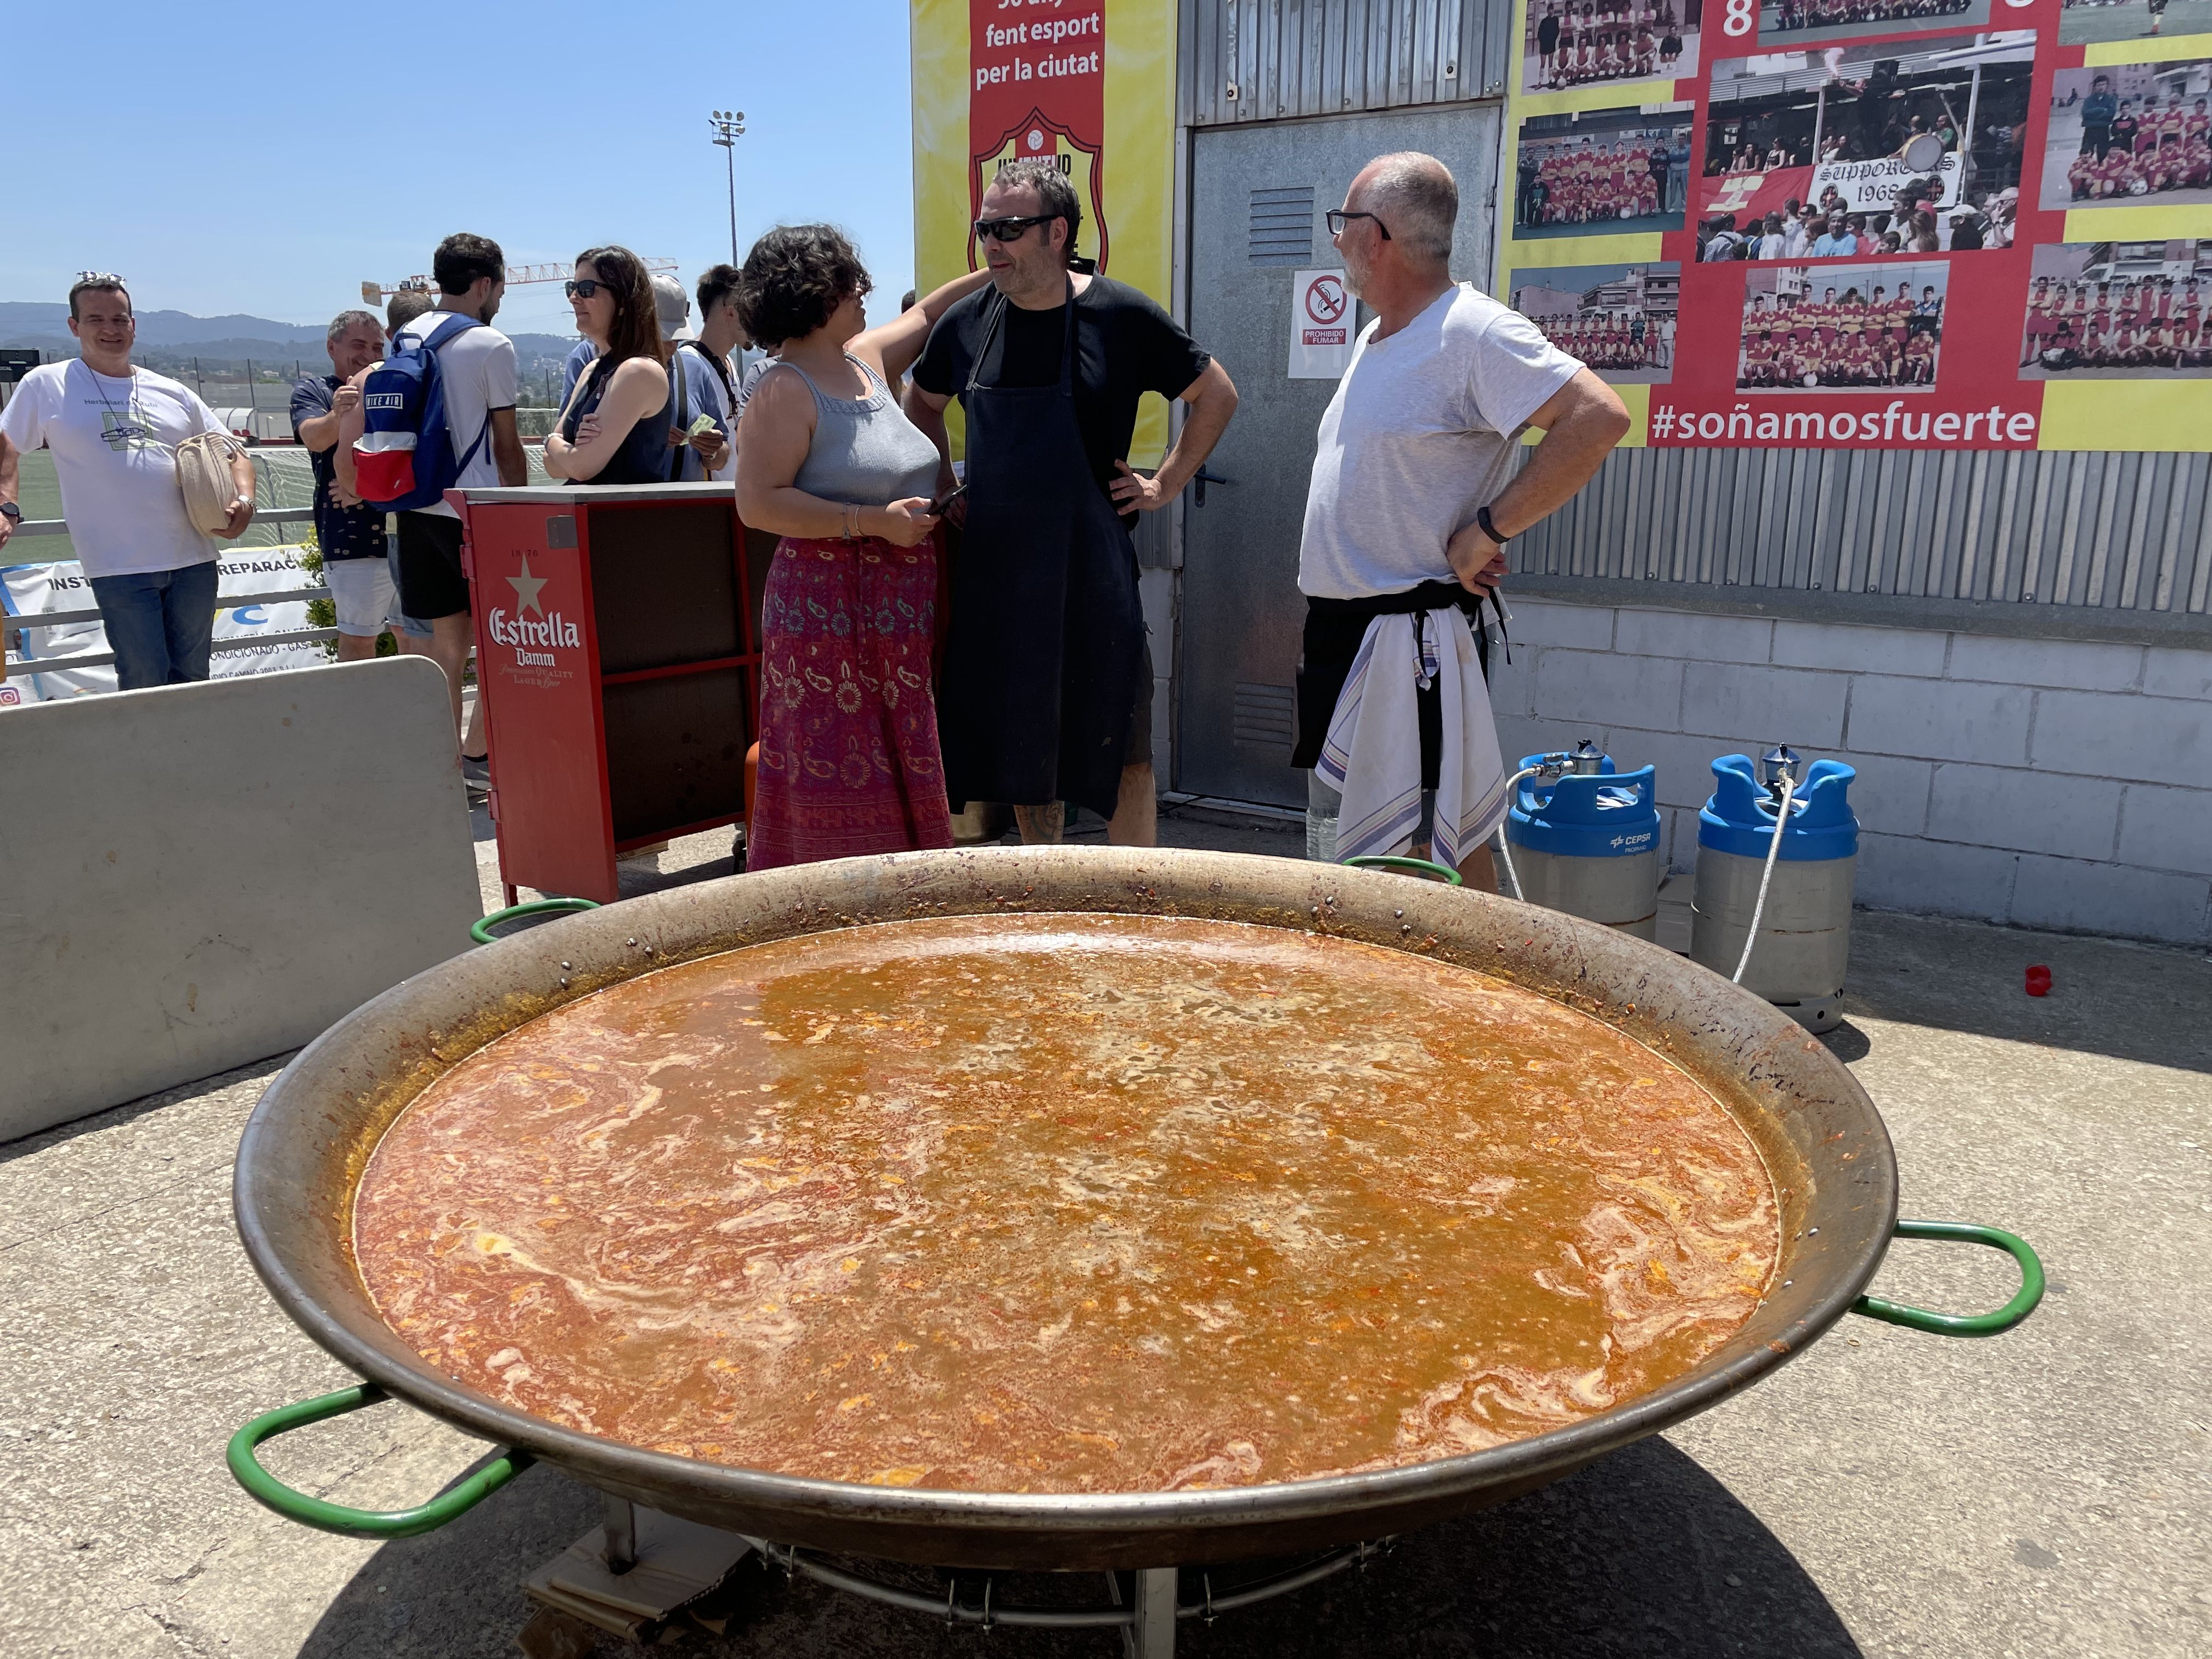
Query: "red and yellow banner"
912 0 1176 462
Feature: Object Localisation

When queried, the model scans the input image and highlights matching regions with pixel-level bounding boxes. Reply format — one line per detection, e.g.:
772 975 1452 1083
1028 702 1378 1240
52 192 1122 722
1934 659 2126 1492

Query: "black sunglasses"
563 278 606 300
1325 209 1392 240
973 214 1058 244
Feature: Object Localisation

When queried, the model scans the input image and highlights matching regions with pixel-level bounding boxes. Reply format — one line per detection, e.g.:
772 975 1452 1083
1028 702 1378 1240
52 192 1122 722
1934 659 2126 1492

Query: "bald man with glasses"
904 159 1239 849
1298 153 1628 887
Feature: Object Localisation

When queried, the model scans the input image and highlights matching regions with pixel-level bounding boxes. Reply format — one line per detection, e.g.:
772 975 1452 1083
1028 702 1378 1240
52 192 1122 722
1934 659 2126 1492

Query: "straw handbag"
175 430 247 534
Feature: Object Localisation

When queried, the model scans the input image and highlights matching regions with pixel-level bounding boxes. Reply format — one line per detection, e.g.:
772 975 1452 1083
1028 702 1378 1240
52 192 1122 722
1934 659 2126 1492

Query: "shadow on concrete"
293 1438 1858 1658
1817 1021 1872 1063
1842 909 2211 1076
292 1463 597 1659
0 1052 289 1159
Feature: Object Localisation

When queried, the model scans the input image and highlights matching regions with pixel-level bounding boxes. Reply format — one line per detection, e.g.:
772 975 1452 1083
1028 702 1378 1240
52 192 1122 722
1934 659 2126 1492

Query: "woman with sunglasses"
543 247 673 486
734 225 989 871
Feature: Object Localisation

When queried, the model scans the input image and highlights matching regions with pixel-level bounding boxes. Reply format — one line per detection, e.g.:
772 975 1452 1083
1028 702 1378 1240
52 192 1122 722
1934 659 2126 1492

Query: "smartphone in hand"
928 482 968 517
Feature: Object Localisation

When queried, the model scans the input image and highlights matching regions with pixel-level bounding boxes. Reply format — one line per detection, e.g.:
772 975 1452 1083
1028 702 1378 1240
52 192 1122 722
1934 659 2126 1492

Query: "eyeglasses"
74 270 127 285
973 215 1057 244
563 279 605 300
1324 210 1392 240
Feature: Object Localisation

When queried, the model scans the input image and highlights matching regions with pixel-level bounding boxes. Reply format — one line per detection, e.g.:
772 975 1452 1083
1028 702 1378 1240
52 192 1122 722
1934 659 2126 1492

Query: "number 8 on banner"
1723 0 1755 35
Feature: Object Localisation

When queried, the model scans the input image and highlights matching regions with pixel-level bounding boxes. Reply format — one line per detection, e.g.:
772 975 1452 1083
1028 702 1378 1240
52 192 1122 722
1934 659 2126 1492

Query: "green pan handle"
227 1384 534 1539
1850 1219 2045 1337
1344 855 1464 887
470 896 600 946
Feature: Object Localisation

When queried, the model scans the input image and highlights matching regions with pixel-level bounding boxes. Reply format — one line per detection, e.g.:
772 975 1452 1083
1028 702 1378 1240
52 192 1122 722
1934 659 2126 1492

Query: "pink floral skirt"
746 533 953 872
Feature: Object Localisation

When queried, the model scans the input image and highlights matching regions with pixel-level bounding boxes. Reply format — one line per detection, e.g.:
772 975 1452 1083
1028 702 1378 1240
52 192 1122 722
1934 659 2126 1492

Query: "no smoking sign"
1305 273 1347 325
1290 268 1354 378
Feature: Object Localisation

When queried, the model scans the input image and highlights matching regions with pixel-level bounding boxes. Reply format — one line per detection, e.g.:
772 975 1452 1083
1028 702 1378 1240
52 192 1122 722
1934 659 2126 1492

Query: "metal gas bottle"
1505 748 1662 939
1690 751 1858 1033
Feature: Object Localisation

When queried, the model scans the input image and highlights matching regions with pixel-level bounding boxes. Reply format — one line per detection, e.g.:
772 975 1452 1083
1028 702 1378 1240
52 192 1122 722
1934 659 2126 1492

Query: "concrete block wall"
1486 598 2212 946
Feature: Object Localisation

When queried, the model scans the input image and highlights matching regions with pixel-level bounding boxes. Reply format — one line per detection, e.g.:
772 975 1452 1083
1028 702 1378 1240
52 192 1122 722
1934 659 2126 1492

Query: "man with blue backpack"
348 233 526 778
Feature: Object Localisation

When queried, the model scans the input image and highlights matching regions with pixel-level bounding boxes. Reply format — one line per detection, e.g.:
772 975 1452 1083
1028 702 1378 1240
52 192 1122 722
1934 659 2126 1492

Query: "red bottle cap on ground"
2025 964 2051 997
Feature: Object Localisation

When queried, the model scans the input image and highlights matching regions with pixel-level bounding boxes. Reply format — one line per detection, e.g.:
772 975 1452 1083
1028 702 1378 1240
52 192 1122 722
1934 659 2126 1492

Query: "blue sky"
3 0 918 336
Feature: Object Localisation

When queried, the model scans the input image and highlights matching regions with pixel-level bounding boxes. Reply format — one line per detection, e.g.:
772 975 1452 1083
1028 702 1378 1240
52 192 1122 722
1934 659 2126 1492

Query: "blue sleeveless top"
561 354 674 487
778 355 942 507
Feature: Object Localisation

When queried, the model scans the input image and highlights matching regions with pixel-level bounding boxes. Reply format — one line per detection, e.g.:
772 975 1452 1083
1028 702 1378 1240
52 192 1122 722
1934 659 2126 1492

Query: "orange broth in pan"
353 913 1778 1493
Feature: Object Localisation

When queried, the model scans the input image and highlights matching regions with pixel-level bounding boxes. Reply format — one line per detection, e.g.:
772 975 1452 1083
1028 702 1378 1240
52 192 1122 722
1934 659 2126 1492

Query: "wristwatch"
0 503 21 523
1476 504 1508 546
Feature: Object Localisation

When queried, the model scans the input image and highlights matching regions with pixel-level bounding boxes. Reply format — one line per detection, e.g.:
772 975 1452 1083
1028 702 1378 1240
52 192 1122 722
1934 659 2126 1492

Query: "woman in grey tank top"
735 225 989 871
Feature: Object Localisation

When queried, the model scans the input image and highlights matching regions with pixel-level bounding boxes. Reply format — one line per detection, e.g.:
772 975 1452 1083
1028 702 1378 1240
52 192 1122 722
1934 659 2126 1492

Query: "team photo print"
2043 58 2212 210
2018 240 2212 377
2058 0 2212 48
1509 262 1682 381
1515 105 1697 236
1756 0 1990 48
1522 0 1702 92
1697 33 2033 260
1736 261 1950 388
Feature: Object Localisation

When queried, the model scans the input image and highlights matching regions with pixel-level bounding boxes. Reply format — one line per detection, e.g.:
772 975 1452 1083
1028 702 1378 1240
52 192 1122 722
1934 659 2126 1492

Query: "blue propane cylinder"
1504 749 1662 939
1690 751 1859 1032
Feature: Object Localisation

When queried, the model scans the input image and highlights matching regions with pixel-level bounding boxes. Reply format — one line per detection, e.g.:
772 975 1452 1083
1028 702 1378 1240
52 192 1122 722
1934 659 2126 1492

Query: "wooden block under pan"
523 1508 752 1636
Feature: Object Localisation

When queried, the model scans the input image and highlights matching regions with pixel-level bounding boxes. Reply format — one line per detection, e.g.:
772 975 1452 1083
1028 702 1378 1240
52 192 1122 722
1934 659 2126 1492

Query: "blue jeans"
88 561 219 691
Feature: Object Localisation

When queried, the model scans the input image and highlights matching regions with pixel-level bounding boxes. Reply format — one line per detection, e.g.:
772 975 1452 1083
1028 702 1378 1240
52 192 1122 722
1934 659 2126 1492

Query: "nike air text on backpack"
352 314 492 511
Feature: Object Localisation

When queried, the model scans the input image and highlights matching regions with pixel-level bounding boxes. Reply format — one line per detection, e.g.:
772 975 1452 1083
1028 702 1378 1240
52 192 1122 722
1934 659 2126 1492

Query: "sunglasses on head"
563 278 606 300
973 214 1057 244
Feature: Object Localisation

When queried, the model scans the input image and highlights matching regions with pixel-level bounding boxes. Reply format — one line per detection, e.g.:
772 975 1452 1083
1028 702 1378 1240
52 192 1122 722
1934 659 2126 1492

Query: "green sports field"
2058 4 2212 44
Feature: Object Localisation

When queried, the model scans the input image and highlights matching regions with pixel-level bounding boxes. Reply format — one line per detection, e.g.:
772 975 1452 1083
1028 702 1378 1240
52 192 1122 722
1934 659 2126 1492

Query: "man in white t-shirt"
1297 153 1628 887
0 275 256 690
363 234 527 770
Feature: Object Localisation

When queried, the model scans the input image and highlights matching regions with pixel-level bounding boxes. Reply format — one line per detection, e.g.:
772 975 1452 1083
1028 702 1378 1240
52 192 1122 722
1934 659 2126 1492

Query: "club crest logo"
970 108 1108 273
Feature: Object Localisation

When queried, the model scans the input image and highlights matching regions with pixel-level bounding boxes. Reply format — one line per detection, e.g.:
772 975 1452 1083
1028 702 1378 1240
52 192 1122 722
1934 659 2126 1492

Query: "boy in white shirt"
380 234 528 770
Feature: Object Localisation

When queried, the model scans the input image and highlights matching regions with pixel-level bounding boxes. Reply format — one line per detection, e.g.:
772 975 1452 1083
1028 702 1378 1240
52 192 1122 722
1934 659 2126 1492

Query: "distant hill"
0 301 580 383
0 302 326 350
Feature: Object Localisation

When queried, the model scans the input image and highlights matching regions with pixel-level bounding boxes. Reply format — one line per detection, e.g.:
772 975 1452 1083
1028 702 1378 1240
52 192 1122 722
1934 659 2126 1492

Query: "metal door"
1178 106 1500 805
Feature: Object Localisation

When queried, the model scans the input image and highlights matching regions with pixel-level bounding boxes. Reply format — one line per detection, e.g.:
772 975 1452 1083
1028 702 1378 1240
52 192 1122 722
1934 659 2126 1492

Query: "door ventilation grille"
1232 681 1297 750
1248 187 1314 265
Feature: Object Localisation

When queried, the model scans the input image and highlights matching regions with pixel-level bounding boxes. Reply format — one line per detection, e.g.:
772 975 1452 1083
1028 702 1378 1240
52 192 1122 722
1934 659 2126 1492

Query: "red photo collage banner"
1503 0 2212 450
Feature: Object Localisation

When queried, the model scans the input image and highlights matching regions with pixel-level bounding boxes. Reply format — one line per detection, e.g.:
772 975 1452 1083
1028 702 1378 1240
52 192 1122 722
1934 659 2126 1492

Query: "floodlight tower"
710 109 747 266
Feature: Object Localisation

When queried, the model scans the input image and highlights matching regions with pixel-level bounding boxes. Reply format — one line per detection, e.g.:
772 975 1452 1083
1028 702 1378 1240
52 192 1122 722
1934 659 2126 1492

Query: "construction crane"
359 258 679 303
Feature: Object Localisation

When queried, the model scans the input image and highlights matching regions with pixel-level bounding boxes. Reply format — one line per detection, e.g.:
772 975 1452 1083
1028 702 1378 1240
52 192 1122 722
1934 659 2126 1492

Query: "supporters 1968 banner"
1498 0 2212 451
911 0 1176 465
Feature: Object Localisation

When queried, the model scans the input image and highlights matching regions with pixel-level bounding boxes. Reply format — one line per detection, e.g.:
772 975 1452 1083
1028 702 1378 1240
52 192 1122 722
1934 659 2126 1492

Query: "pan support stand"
1124 1566 1179 1658
750 1532 1395 1657
602 1494 637 1572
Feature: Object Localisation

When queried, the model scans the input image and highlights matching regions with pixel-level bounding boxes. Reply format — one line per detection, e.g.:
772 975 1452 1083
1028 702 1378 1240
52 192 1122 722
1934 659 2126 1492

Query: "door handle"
1193 466 1233 508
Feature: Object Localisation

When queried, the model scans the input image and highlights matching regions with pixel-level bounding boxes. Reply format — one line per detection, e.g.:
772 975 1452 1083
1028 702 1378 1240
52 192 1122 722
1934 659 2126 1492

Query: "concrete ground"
3 805 2207 1658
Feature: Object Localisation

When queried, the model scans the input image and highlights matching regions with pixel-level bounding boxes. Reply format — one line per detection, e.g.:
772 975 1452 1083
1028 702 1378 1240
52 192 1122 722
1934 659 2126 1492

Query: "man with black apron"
905 159 1239 846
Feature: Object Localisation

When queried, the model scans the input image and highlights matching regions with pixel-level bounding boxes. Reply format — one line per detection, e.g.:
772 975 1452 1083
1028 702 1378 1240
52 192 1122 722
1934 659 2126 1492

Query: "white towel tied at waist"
1314 607 1510 871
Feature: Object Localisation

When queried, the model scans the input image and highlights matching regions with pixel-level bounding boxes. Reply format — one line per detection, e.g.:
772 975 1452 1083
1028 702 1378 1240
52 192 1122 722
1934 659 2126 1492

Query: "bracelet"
1476 504 1509 546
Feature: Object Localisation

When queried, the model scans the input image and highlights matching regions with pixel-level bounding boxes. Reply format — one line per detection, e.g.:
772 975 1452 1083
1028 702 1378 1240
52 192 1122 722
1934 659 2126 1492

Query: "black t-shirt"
911 276 1211 514
289 374 386 560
